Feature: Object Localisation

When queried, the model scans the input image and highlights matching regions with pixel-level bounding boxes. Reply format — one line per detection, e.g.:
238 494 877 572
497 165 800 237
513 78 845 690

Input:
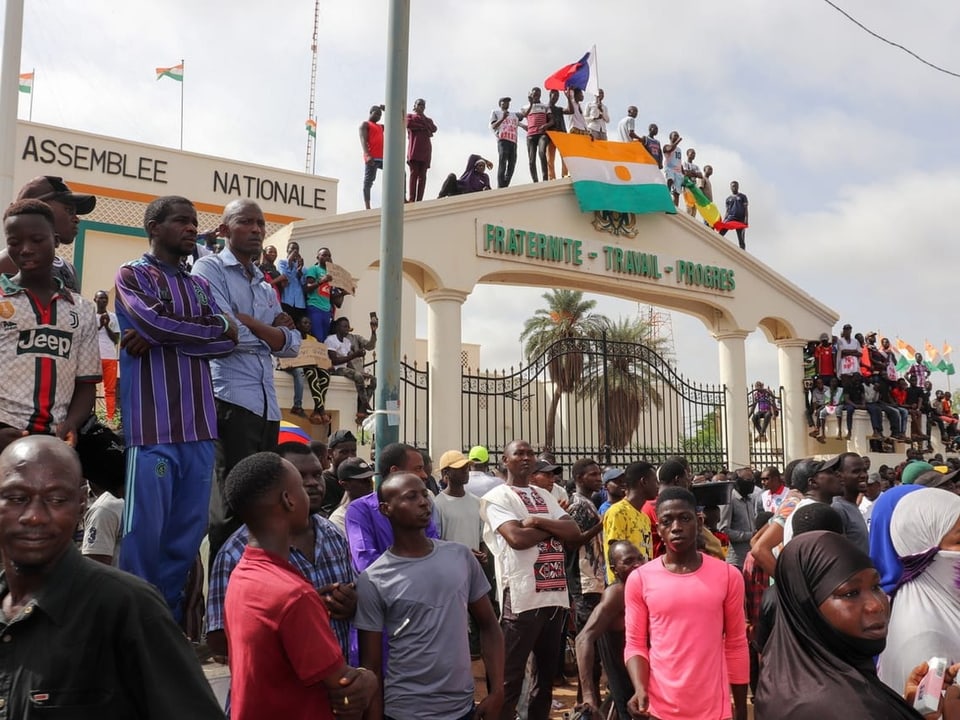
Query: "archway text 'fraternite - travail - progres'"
269 179 839 467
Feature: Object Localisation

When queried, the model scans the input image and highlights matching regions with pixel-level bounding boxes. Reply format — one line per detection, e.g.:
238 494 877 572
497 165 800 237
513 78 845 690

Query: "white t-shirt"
434 492 483 550
97 311 119 360
837 336 861 375
466 470 504 497
568 102 587 132
482 484 569 613
760 485 790 514
82 491 124 565
782 498 818 546
617 116 636 143
324 333 352 358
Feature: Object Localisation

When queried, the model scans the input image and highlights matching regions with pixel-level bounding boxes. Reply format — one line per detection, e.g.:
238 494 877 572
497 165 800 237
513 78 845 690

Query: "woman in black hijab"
755 531 923 719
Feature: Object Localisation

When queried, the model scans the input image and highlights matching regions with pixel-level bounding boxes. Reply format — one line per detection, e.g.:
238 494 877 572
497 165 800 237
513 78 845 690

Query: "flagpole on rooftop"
179 58 184 150
0 0 25 204
28 67 33 121
373 0 410 468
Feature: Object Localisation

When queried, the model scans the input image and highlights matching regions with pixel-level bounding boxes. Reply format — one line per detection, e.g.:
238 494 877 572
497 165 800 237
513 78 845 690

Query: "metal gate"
461 335 728 470
365 355 430 451
746 385 786 470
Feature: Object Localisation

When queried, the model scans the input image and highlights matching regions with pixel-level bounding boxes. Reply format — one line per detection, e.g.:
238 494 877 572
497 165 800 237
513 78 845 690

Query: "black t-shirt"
906 386 924 406
319 468 343 517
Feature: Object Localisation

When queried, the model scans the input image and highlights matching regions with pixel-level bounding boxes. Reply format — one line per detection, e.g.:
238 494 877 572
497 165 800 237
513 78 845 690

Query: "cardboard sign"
277 340 332 370
326 262 356 295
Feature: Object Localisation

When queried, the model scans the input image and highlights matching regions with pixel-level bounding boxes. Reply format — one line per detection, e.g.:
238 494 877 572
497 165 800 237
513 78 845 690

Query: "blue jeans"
285 367 304 408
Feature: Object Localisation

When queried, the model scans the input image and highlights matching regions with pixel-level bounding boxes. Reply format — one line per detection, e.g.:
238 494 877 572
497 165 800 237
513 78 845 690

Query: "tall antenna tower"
304 0 320 174
639 304 676 361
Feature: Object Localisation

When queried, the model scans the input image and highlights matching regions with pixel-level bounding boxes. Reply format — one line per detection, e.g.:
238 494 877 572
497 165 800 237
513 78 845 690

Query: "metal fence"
365 355 430 451
461 335 728 470
746 386 786 470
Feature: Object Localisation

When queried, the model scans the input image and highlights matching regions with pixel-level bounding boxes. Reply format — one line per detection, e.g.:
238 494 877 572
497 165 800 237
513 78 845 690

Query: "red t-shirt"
365 121 384 160
641 499 663 557
814 344 835 376
226 546 344 720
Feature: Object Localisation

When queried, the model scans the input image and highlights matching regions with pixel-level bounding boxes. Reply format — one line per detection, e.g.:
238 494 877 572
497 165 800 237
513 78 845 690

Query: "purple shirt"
115 253 236 446
344 492 439 573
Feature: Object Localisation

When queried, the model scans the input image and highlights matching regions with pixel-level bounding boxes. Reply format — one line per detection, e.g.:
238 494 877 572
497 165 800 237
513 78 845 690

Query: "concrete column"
0 0 25 204
716 330 749 469
425 289 467 455
777 339 808 463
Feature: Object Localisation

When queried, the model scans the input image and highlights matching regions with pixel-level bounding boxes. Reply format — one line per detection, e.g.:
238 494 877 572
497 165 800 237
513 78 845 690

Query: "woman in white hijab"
878 487 960 693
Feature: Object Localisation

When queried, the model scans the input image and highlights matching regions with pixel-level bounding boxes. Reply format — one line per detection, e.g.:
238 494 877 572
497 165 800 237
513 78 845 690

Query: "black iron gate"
365 354 430 451
461 335 728 470
746 385 786 470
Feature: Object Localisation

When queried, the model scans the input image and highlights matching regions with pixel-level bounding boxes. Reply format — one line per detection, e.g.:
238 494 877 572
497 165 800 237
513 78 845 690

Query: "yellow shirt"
603 499 652 584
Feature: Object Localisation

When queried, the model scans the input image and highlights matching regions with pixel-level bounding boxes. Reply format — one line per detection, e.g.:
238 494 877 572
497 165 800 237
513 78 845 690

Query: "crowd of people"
1 178 957 719
804 324 959 451
359 90 751 248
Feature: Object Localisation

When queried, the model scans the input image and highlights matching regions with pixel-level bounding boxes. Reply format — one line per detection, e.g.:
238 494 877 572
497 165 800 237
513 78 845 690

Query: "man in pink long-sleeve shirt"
624 486 749 720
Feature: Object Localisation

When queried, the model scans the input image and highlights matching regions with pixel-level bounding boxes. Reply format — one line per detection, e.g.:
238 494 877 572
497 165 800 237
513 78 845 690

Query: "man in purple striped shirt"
115 195 238 623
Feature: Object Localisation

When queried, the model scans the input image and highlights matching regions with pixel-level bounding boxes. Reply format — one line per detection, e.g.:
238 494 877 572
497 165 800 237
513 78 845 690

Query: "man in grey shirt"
355 472 504 720
719 469 759 569
832 452 870 553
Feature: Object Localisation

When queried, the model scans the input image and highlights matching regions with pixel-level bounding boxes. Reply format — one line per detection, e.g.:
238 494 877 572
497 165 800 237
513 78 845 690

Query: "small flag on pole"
305 119 317 138
544 48 598 95
18 72 33 94
156 63 184 82
924 340 939 371
941 342 955 375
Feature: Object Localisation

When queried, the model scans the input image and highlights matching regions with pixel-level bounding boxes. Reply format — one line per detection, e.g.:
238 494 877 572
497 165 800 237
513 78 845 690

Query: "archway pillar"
425 288 468 456
776 338 808 464
716 330 750 469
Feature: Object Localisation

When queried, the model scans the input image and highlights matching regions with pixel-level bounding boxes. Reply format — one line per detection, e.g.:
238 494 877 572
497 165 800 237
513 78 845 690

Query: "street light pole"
373 0 410 466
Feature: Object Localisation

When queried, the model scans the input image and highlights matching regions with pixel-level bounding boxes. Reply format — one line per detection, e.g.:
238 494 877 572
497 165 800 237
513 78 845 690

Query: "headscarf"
755 531 921 720
878 488 960 694
868 484 924 594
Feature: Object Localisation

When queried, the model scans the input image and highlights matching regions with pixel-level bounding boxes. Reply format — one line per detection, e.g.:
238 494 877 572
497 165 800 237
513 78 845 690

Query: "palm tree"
520 290 608 450
579 316 667 449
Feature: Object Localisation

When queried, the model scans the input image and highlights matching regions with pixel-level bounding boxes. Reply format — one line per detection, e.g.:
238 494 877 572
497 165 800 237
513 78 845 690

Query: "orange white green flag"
18 72 33 93
895 338 916 373
923 340 939 370
547 131 676 214
305 119 317 138
156 63 183 82
940 342 955 375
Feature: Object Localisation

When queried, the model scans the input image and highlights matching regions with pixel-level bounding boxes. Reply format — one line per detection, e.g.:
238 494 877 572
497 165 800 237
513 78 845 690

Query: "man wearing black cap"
329 455 376 534
490 96 521 188
0 176 97 291
320 429 358 517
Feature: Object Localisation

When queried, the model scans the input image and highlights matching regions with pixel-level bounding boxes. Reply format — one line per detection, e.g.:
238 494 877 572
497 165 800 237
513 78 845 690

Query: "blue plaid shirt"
206 514 356 659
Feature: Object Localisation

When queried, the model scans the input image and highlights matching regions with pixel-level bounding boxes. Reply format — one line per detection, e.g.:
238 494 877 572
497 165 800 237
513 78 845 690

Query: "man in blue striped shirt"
192 199 301 565
115 195 238 623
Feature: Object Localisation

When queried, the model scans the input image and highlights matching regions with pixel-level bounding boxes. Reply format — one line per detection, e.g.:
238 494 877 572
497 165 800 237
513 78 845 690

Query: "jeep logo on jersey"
16 328 72 358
